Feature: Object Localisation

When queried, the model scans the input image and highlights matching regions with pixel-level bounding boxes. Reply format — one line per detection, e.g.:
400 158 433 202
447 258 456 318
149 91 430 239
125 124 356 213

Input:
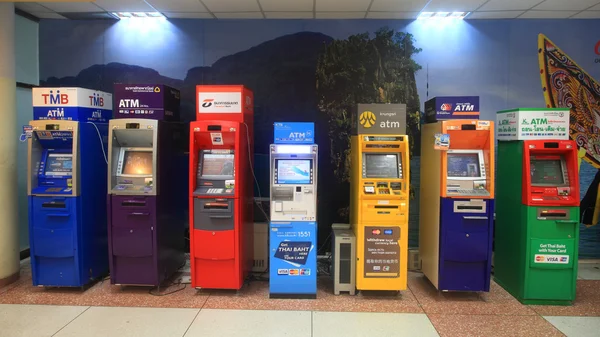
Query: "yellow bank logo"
359 111 377 128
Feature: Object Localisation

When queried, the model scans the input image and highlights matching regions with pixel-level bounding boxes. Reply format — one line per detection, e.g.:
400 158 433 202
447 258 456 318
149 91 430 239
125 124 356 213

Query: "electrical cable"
87 121 108 164
243 122 270 222
148 282 187 296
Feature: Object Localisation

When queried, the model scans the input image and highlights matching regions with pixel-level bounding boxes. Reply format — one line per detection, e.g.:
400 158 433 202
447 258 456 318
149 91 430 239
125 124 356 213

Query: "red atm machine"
189 85 254 290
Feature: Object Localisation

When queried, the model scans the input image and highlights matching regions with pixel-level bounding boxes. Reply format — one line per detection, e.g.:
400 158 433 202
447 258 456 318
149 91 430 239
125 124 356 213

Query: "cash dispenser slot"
193 198 235 262
194 198 234 230
121 200 147 207
272 187 294 201
537 209 569 220
461 124 476 130
41 200 67 209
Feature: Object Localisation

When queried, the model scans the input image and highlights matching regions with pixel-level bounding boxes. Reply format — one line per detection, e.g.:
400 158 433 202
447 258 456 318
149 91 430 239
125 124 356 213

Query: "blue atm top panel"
32 87 112 123
274 122 314 144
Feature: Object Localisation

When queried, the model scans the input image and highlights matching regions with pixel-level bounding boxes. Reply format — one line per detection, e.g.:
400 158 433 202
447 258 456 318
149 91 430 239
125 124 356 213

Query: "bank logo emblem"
202 99 214 108
154 86 161 93
359 110 376 128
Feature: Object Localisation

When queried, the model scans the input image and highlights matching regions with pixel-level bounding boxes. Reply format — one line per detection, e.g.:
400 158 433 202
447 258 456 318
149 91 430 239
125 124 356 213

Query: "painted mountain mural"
40 30 423 246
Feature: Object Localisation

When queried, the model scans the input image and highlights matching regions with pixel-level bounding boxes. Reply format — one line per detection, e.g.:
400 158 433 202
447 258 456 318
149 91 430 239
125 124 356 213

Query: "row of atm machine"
25 86 580 305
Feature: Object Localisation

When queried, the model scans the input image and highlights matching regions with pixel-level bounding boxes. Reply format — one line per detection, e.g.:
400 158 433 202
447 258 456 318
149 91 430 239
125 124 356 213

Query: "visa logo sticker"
277 269 289 275
384 229 393 235
534 254 569 264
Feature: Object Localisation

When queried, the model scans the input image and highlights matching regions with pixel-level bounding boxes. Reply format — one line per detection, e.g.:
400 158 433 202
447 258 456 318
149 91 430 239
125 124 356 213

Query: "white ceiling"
15 0 600 20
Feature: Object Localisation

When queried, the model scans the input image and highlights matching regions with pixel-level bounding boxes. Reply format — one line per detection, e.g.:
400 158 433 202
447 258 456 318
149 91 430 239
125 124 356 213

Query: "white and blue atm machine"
27 88 112 287
269 122 318 299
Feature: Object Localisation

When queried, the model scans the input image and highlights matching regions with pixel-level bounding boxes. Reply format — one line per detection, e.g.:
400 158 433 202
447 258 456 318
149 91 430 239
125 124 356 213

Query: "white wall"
15 14 39 251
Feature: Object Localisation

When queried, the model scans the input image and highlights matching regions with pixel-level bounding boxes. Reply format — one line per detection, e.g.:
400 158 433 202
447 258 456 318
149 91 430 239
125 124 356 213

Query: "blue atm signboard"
273 122 314 144
269 221 317 298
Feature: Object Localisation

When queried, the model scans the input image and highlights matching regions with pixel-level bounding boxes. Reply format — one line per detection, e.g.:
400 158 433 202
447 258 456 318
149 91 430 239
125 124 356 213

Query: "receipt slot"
269 122 318 299
419 120 495 292
350 135 410 291
495 139 580 305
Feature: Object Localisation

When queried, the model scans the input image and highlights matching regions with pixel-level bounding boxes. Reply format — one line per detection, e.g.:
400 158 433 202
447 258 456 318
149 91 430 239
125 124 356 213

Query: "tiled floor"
1 259 599 336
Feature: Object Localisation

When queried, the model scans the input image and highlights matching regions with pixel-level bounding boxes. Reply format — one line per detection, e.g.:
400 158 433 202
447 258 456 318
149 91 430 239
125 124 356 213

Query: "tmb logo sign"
42 90 69 105
202 99 214 108
89 93 104 107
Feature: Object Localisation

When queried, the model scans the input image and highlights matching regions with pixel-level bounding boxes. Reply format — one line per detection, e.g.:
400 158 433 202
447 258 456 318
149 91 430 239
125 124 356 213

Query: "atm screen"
364 154 399 178
201 153 235 177
276 160 311 184
45 154 72 176
121 150 153 175
531 158 565 186
447 153 481 178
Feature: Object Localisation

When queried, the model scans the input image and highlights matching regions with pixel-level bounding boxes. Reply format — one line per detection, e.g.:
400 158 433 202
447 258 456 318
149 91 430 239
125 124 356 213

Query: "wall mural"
38 19 600 257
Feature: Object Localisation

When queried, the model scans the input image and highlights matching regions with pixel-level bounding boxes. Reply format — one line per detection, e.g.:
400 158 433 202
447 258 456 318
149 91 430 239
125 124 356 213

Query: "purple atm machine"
106 85 186 287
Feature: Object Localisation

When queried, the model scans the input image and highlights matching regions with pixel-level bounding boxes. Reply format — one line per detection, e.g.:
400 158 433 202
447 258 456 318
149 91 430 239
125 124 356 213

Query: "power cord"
148 281 187 296
243 122 270 222
86 121 108 164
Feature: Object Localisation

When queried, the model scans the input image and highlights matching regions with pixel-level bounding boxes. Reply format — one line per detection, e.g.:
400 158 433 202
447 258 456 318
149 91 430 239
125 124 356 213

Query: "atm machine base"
29 196 108 288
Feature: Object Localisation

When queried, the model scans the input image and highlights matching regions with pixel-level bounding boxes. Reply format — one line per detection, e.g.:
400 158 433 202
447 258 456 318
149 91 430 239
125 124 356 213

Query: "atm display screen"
45 154 72 176
447 153 481 178
364 154 399 178
276 160 311 184
201 153 235 177
531 158 565 186
122 150 153 175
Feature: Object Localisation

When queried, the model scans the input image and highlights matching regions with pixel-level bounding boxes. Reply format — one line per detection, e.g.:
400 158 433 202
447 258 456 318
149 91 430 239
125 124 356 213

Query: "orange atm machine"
420 120 495 292
189 85 254 290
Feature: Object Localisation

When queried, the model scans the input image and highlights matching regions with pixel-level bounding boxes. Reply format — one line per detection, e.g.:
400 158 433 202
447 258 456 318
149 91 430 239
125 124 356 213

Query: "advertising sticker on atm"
274 241 313 266
364 226 400 278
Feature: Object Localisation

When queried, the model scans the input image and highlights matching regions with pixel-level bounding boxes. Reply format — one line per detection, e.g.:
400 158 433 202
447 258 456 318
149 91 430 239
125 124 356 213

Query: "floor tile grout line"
407 282 442 336
311 311 314 337
181 308 202 337
50 305 92 337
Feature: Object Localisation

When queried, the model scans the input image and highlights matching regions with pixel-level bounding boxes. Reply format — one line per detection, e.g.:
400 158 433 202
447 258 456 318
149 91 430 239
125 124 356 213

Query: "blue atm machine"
28 88 112 287
269 122 318 299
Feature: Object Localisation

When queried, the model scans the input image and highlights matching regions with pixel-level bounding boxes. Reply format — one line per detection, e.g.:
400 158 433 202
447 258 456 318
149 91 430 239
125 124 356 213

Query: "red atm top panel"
196 85 254 124
522 140 580 207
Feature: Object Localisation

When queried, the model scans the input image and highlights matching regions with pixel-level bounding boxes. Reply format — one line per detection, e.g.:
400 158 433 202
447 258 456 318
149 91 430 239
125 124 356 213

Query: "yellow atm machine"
350 104 409 291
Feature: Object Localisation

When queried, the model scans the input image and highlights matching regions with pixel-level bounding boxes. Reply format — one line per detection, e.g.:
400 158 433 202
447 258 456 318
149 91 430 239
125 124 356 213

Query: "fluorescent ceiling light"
112 12 165 19
418 11 469 20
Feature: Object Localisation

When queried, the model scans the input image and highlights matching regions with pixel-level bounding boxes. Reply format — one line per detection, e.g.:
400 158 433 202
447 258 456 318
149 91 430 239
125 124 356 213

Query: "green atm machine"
495 108 579 305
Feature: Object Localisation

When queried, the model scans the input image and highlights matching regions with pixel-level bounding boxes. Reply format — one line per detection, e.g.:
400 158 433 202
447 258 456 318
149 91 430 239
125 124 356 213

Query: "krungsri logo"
359 110 376 128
